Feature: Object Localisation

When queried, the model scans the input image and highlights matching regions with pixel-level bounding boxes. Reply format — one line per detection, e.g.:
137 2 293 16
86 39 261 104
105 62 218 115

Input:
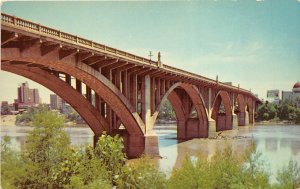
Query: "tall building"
17 82 40 105
282 82 300 108
50 94 65 110
267 89 280 104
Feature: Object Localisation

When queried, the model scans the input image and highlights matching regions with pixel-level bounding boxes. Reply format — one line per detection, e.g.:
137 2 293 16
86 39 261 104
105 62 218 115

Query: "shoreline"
0 115 90 128
256 121 299 126
2 114 299 128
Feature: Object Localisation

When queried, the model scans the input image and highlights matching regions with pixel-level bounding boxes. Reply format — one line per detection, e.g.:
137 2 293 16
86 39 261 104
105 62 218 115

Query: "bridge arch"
211 90 232 131
2 63 109 135
2 47 146 157
154 82 209 139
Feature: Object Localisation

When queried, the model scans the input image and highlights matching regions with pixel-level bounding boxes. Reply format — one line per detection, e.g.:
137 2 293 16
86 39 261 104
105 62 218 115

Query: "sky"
1 0 300 103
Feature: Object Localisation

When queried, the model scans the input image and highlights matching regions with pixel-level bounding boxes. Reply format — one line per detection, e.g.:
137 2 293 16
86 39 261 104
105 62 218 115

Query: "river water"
1 124 300 182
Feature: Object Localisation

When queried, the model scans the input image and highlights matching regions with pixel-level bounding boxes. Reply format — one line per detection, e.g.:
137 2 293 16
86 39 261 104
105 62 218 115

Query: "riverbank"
0 114 89 127
256 120 300 125
0 115 16 126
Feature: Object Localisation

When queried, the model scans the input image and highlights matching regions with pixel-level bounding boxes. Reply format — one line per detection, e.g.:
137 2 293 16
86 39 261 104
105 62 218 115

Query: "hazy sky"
1 1 300 103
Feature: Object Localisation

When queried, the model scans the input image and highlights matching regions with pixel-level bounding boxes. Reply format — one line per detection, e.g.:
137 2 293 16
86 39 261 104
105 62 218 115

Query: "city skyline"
1 1 300 103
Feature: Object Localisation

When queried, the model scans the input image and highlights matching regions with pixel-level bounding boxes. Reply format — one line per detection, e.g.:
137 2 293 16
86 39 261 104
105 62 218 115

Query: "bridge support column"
251 102 256 125
145 134 159 157
245 112 249 125
232 114 238 130
237 112 246 126
93 134 100 148
125 134 145 158
249 111 254 125
208 119 216 138
177 120 187 140
143 75 159 157
208 88 217 138
232 94 238 130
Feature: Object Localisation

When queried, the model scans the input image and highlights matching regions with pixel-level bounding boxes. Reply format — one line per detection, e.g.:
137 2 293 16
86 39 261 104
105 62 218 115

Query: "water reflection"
155 125 300 182
291 140 300 156
265 138 278 152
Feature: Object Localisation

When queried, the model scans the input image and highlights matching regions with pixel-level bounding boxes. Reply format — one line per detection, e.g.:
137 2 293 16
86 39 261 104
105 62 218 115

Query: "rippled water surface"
1 124 300 181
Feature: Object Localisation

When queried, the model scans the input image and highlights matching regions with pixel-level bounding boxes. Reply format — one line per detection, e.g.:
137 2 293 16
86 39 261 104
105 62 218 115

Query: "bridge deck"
1 13 258 100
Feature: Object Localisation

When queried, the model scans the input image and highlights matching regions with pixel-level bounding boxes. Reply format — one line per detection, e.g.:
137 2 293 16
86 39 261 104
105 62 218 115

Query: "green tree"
1 136 28 189
267 103 277 120
53 147 111 188
15 111 71 188
16 104 49 125
94 133 127 184
277 100 297 121
158 100 176 121
256 101 276 121
294 109 300 124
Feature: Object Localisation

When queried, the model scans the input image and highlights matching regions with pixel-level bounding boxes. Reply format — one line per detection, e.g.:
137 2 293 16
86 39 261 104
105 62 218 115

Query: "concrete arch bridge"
1 13 260 158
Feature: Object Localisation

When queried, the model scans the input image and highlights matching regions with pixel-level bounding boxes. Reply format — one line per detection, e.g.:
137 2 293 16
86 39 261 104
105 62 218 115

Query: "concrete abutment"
208 119 217 138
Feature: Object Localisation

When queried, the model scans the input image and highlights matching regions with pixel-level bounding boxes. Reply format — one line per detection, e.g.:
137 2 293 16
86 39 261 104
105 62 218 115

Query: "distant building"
1 101 16 115
282 82 300 108
50 94 65 111
1 101 10 115
17 82 40 105
267 89 280 104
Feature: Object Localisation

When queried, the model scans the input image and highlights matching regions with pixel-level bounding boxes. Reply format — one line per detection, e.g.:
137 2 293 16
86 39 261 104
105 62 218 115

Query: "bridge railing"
163 64 253 95
1 13 258 100
1 13 158 67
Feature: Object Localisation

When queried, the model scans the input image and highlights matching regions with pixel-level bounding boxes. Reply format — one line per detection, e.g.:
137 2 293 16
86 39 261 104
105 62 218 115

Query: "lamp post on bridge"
158 51 163 67
148 51 153 61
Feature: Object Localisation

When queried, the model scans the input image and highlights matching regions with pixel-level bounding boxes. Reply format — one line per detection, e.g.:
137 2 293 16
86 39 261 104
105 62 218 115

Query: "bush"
275 160 300 189
168 146 271 189
117 156 167 189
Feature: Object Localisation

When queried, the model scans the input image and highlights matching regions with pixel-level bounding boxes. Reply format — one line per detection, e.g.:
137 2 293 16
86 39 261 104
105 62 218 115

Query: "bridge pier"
232 114 238 130
177 120 187 139
245 112 250 125
237 112 246 126
208 119 217 138
125 134 146 158
94 131 145 158
144 134 159 157
143 75 160 157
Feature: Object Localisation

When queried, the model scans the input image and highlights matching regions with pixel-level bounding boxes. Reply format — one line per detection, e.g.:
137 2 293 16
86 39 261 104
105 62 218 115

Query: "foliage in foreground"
168 145 270 189
2 109 300 189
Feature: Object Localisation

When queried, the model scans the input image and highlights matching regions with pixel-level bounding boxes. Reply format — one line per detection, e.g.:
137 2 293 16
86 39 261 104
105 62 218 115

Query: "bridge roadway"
1 13 260 158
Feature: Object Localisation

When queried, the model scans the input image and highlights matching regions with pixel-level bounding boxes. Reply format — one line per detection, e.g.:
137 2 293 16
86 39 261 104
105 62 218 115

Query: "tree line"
256 100 300 124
